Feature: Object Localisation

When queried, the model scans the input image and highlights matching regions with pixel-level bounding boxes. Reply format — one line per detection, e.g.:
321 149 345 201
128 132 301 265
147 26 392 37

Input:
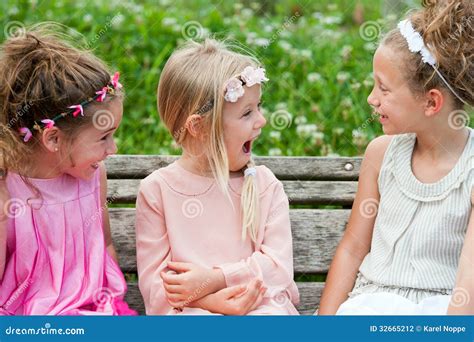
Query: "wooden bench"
105 155 362 315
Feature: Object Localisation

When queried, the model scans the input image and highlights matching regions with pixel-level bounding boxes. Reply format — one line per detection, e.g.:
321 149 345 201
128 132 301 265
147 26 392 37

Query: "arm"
318 135 392 315
99 162 118 263
135 176 174 315
447 192 474 315
189 279 266 315
161 179 296 304
215 180 296 293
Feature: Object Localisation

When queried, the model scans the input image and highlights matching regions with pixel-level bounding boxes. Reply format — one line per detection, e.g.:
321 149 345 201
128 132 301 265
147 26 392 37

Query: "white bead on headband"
397 19 468 105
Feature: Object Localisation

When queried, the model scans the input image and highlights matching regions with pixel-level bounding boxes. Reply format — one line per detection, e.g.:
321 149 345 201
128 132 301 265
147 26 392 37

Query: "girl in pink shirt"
0 27 136 315
135 39 300 315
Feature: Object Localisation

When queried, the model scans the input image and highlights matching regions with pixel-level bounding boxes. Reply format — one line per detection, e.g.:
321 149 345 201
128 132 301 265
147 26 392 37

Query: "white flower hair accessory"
397 19 467 105
398 19 436 66
224 66 269 103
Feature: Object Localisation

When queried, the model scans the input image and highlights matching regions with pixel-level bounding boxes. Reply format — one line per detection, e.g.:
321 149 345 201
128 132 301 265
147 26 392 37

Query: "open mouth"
243 140 251 154
375 111 388 120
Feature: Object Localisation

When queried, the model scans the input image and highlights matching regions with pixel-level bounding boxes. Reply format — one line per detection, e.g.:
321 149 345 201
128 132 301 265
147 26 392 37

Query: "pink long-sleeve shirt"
135 161 299 315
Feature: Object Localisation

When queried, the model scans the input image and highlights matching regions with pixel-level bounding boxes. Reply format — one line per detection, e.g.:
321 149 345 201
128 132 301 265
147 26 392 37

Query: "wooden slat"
105 155 361 180
125 281 323 315
110 208 349 274
107 179 357 205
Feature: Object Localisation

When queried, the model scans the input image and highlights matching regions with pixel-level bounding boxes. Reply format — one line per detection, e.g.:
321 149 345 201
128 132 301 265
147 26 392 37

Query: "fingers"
163 282 183 294
234 278 261 299
237 279 265 313
220 284 247 299
167 261 192 273
165 292 187 302
160 271 182 285
166 297 184 308
248 286 266 312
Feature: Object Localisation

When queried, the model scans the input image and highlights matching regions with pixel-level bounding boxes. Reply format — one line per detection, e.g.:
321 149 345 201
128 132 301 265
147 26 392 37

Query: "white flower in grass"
341 98 353 108
162 17 177 27
296 124 318 137
312 131 325 146
264 25 273 33
294 116 307 125
352 129 368 147
307 72 322 83
254 38 270 47
111 14 124 28
269 131 281 140
363 78 374 87
299 49 312 59
241 8 254 19
268 148 282 156
336 71 350 83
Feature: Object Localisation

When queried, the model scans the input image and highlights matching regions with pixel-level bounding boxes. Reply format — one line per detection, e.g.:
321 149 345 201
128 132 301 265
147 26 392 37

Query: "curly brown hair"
381 0 473 108
0 24 121 176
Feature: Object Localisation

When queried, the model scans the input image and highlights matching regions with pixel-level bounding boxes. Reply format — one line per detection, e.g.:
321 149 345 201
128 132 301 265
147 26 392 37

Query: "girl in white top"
319 0 473 315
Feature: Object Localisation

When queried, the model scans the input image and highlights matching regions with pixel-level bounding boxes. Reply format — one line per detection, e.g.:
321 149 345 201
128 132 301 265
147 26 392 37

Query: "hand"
190 278 266 315
161 261 226 307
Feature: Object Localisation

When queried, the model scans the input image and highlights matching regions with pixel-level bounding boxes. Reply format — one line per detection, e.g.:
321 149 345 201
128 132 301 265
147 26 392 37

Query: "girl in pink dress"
0 26 136 315
136 39 299 315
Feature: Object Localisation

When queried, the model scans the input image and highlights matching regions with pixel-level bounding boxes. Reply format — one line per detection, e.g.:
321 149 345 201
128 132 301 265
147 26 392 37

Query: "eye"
101 134 110 141
379 84 388 92
243 110 252 117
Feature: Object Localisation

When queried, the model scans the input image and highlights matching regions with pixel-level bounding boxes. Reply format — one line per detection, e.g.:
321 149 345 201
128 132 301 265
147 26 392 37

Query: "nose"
255 109 266 129
367 87 380 108
106 138 118 155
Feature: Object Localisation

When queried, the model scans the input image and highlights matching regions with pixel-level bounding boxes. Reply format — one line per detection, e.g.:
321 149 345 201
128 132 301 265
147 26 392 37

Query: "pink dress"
0 169 136 315
136 162 300 315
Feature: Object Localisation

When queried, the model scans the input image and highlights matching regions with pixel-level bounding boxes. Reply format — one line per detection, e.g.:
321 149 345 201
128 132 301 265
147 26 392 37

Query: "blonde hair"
158 39 261 242
381 0 473 107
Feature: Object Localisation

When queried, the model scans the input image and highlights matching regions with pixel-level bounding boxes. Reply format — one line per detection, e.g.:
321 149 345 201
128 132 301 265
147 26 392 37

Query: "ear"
424 89 444 117
40 127 61 152
184 114 204 138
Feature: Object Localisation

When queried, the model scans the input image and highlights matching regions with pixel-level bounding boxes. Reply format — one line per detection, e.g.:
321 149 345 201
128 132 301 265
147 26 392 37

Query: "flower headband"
398 19 467 105
180 66 269 140
224 66 269 103
18 72 123 143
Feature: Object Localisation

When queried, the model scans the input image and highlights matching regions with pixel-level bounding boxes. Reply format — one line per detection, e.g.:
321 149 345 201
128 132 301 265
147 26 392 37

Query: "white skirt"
336 292 451 315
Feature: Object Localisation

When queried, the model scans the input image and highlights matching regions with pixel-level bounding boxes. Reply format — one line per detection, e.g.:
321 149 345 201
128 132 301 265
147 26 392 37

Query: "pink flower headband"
19 72 123 143
176 66 268 141
223 66 269 103
191 66 269 119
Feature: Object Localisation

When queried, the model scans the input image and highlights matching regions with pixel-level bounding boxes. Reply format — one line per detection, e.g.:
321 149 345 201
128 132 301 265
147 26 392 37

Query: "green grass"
3 0 470 158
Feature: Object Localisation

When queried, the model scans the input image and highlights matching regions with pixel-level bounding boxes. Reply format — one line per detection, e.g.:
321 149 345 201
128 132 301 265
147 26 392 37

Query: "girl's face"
222 84 266 172
60 99 123 180
367 45 426 135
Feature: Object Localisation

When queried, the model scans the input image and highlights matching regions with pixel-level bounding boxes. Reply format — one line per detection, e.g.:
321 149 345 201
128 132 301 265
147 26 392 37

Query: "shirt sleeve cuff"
215 262 254 287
